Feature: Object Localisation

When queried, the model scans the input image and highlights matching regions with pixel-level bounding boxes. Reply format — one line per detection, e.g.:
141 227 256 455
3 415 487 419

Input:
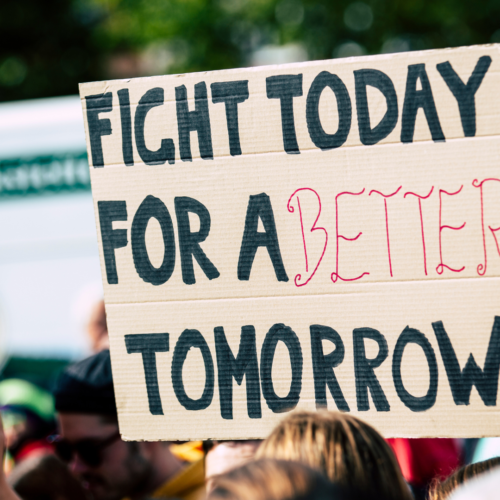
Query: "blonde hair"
256 410 411 500
428 457 500 500
208 458 338 500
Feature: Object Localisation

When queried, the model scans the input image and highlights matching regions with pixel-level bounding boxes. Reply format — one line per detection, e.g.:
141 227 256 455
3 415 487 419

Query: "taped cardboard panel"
90 134 500 305
107 278 500 440
80 44 500 439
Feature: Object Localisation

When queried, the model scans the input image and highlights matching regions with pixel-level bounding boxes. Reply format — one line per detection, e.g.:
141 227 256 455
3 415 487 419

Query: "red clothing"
14 439 54 463
387 438 462 486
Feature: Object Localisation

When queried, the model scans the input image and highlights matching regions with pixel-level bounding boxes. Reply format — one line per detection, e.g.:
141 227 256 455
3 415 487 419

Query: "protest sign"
80 44 500 439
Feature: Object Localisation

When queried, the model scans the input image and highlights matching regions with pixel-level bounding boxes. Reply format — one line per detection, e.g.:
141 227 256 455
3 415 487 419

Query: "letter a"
238 193 288 281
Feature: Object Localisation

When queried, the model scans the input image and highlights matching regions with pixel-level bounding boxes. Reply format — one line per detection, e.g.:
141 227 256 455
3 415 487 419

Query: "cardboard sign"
80 45 500 440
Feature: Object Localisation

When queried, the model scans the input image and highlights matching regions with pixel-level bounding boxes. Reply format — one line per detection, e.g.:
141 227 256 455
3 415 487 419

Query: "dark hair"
53 350 116 416
429 457 500 500
208 458 354 500
99 413 119 426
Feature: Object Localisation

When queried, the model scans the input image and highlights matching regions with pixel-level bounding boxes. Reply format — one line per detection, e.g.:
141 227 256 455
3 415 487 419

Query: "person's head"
208 458 353 500
428 457 500 500
0 379 56 462
204 440 261 492
87 300 109 352
256 410 411 500
53 350 180 500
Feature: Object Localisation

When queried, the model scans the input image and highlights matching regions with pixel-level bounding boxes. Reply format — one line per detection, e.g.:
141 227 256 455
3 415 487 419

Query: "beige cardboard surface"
80 44 500 439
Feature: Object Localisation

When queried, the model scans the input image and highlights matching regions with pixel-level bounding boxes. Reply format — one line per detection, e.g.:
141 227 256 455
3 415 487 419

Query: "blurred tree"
0 0 105 101
1 0 500 102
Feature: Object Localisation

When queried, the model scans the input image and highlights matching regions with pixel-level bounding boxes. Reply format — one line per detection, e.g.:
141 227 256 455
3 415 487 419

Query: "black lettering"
354 69 398 146
171 329 214 410
174 197 220 285
175 82 213 161
266 74 303 154
117 89 134 166
86 92 112 167
306 71 351 150
392 327 438 412
125 333 169 415
131 195 175 285
310 325 349 411
437 56 492 137
432 317 500 406
238 193 288 282
134 87 175 165
214 325 261 419
353 327 390 411
211 80 249 156
401 64 445 143
260 324 303 413
97 201 128 285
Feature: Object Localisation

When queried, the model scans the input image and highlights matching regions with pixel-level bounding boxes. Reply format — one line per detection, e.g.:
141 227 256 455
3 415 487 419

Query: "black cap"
53 350 117 416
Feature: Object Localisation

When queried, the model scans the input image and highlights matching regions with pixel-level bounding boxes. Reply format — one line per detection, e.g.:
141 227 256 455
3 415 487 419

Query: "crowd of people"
0 301 498 500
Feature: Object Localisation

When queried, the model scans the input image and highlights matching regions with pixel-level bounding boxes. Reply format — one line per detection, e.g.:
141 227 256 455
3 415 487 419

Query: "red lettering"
287 188 328 287
472 178 500 275
404 187 434 276
436 186 466 275
491 226 500 259
368 186 402 278
331 189 369 283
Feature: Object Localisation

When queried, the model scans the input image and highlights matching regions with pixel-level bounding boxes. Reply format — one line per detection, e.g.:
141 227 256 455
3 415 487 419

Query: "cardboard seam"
86 133 500 170
102 275 500 306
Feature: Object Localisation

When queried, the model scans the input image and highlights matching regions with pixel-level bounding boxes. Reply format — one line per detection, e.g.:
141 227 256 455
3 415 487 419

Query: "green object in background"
3 0 500 102
0 378 55 421
0 152 90 198
0 357 70 393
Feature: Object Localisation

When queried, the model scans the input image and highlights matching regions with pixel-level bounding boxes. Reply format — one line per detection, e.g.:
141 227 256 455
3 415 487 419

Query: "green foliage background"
1 0 499 102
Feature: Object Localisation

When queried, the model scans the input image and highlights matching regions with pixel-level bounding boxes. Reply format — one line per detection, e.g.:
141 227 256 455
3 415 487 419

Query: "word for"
99 192 286 285
86 56 491 166
125 316 500 418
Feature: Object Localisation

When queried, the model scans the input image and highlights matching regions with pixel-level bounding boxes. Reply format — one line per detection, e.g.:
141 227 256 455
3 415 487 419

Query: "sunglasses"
52 431 121 468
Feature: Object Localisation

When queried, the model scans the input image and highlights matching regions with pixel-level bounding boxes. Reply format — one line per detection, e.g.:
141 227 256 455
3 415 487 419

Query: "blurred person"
448 466 500 500
386 438 463 499
208 458 356 500
88 300 109 352
204 440 261 492
0 379 56 468
8 454 87 500
0 415 22 500
256 410 412 500
53 349 205 500
428 457 500 500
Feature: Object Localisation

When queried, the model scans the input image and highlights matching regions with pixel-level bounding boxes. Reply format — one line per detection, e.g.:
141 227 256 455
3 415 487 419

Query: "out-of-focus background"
0 0 499 386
